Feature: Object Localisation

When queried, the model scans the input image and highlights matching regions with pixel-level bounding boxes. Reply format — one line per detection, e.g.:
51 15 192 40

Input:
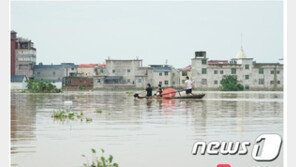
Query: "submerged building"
191 50 283 90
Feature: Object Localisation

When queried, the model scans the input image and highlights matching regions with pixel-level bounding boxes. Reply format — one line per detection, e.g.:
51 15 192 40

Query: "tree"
220 75 244 91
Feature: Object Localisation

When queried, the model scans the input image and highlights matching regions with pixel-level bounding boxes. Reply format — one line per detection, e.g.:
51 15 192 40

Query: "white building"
11 75 28 90
191 50 283 90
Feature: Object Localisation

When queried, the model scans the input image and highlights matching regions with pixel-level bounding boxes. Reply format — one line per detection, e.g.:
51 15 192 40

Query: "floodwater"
11 91 283 167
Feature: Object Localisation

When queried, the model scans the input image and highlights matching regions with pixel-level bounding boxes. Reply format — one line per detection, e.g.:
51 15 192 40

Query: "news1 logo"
192 134 282 162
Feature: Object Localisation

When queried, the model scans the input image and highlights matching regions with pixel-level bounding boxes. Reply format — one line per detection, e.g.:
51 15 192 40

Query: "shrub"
26 80 61 93
220 75 244 91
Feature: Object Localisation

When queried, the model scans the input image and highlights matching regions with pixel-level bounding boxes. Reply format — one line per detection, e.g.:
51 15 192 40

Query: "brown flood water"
11 91 283 167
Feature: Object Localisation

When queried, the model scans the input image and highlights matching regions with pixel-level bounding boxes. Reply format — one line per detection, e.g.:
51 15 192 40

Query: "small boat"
134 93 206 99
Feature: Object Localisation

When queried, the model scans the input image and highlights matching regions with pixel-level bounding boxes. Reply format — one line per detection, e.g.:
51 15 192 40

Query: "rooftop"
11 75 27 83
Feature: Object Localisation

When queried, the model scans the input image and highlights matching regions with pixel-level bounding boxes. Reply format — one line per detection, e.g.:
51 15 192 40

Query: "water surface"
11 91 283 167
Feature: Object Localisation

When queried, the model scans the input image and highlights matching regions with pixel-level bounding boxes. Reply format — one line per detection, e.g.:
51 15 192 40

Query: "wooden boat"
134 93 206 99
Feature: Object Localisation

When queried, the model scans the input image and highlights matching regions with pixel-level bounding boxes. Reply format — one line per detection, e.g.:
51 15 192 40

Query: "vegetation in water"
52 109 92 122
220 75 244 91
95 110 103 114
82 148 118 167
26 79 61 93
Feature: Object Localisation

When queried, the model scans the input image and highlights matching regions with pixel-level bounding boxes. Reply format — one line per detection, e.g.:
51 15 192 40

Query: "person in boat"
184 76 193 96
155 84 163 97
145 83 153 97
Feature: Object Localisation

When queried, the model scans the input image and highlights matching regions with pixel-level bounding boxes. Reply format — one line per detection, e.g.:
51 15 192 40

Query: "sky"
11 1 283 68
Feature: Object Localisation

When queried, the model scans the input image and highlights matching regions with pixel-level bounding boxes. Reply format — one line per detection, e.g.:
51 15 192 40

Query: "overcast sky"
11 1 283 68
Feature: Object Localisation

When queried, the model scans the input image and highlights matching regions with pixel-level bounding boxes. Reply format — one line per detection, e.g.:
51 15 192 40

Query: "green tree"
220 75 244 91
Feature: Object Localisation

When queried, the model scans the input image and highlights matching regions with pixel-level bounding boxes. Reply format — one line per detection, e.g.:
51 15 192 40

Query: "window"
245 85 250 90
202 59 207 64
231 68 236 74
84 80 87 84
159 72 162 76
277 71 280 74
159 81 162 85
172 81 175 85
214 70 218 74
270 81 274 84
112 69 115 73
97 79 101 83
127 69 131 73
277 80 280 84
214 80 218 84
53 71 56 75
259 68 264 74
245 65 250 69
202 68 207 74
220 70 224 74
182 71 187 76
259 79 264 85
182 80 185 84
172 73 175 77
138 79 142 83
245 75 249 80
165 80 169 85
201 79 207 85
127 79 130 83
164 72 169 76
271 70 275 74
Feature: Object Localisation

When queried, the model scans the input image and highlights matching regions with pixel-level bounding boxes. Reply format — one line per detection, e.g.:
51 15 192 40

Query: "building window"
112 70 115 73
231 68 236 74
84 80 86 84
172 81 175 85
259 79 264 85
127 79 130 83
277 80 280 84
138 79 142 83
202 59 207 64
220 70 224 74
245 85 250 90
202 68 207 74
270 81 274 84
164 72 169 76
182 80 185 84
245 75 249 80
277 71 280 74
97 79 101 83
159 81 162 85
245 65 249 69
214 70 218 74
165 80 169 85
271 70 275 74
259 68 264 74
53 71 56 75
201 79 207 85
127 69 131 72
100 69 104 73
214 80 218 84
182 71 187 76
159 72 162 76
172 73 175 77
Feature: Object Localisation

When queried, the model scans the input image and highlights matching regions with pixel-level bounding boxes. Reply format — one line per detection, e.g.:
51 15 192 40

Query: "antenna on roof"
241 33 243 50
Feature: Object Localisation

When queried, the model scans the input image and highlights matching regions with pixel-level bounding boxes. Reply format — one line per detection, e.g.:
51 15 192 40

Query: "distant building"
14 34 36 78
11 75 28 90
179 65 191 86
77 64 98 77
149 65 179 88
63 77 94 90
11 30 17 75
191 50 283 90
33 63 77 89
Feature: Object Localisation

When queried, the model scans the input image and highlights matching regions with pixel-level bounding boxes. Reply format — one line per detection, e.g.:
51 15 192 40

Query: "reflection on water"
11 91 283 167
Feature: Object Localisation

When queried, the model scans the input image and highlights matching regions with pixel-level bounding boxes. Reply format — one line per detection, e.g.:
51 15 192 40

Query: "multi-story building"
191 50 283 90
11 30 17 75
33 63 77 89
179 65 191 86
63 77 94 90
149 65 179 88
14 36 37 79
77 64 98 77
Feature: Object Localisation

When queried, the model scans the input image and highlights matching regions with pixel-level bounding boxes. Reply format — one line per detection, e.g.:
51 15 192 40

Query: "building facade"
11 75 28 90
179 65 191 86
149 65 179 88
11 31 17 75
15 36 37 78
191 50 283 90
63 77 94 90
77 64 98 77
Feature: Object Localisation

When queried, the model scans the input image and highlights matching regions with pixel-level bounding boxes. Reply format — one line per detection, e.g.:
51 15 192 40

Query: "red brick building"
11 30 17 75
62 77 94 90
